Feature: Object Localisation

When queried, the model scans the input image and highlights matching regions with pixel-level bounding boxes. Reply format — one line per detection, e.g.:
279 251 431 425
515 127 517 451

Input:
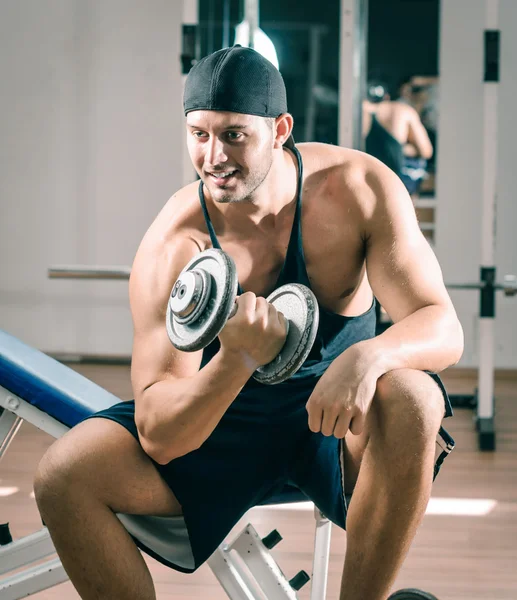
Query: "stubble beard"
211 153 274 204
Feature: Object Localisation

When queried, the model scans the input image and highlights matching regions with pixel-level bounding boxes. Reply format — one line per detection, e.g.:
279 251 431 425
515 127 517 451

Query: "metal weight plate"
388 590 439 600
253 283 319 385
166 249 238 352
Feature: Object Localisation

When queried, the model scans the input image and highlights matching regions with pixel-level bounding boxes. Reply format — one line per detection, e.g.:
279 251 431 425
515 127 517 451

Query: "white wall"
435 0 517 368
0 1 187 355
495 0 517 367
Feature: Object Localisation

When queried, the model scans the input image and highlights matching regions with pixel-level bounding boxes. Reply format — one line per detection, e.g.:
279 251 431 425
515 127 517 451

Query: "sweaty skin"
34 109 463 600
131 111 462 465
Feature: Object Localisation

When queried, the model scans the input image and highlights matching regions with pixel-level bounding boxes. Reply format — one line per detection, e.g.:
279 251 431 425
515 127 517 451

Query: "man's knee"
372 369 444 445
34 419 108 510
34 434 81 510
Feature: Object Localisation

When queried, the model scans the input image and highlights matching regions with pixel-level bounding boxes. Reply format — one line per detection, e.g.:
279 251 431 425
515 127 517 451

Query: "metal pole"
48 266 131 280
309 508 332 600
339 0 368 149
207 0 215 54
222 0 231 48
477 0 500 450
304 27 322 142
244 0 259 48
355 0 368 151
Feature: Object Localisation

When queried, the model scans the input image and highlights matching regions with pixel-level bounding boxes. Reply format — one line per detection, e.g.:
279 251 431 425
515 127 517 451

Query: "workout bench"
0 328 442 600
0 328 333 600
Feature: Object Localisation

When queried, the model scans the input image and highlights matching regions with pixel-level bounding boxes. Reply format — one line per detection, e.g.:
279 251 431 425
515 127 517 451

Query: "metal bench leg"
310 507 332 600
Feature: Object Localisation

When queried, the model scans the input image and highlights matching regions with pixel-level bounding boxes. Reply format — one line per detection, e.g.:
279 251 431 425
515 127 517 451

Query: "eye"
192 131 208 139
226 131 243 141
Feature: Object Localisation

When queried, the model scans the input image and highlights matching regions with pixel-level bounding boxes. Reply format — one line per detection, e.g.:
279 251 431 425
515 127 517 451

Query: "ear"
273 113 294 149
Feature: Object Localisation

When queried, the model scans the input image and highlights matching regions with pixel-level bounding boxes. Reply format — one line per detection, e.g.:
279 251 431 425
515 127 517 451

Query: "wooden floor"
2 366 517 599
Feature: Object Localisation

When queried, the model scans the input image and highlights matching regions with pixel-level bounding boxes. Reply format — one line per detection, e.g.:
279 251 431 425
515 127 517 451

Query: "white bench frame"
0 386 332 600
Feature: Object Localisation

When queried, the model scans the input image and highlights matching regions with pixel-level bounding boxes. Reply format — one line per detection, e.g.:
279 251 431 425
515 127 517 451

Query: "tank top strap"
276 147 312 289
198 146 311 294
198 182 221 250
198 182 245 295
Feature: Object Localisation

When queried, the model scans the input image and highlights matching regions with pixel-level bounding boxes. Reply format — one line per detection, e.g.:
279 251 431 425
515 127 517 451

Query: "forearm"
362 305 463 378
138 349 255 464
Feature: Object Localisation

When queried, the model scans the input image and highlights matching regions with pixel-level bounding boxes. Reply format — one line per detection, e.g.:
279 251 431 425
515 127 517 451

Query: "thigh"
38 410 182 517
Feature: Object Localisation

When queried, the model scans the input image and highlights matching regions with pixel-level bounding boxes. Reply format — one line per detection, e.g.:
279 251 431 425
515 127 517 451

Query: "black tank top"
365 114 405 178
198 147 376 395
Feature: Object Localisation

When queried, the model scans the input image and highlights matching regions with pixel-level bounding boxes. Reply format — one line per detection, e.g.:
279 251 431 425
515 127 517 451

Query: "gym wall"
435 0 517 368
0 0 185 356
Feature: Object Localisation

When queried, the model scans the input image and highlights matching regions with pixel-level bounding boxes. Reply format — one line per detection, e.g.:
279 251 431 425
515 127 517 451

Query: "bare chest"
211 209 368 314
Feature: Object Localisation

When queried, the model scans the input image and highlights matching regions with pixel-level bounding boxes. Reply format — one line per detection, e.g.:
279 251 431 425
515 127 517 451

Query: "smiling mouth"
208 170 238 184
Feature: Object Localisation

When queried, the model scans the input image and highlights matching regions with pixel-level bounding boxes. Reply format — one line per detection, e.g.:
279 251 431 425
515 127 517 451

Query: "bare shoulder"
130 180 208 324
395 101 421 121
297 142 408 222
136 181 206 257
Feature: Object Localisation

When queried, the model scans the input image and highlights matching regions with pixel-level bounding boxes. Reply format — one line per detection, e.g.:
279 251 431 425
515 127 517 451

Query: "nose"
205 135 229 167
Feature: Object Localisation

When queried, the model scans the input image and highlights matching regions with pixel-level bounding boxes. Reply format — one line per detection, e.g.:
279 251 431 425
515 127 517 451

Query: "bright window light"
426 497 497 516
0 486 19 497
255 497 497 517
234 21 279 70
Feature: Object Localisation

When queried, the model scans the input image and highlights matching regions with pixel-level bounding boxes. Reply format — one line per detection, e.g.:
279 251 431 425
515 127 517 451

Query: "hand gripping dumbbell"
165 249 319 385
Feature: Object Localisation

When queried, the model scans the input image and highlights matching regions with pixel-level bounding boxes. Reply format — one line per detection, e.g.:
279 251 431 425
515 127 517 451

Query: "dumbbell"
165 249 319 385
387 590 439 599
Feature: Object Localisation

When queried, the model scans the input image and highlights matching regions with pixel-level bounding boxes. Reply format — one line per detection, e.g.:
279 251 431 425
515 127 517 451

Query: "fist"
218 292 288 368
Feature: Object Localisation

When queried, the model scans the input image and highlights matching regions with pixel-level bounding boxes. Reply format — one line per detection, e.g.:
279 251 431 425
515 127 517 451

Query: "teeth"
211 171 235 178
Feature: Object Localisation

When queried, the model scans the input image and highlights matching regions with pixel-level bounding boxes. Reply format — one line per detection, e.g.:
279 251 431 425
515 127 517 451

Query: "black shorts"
85 371 453 573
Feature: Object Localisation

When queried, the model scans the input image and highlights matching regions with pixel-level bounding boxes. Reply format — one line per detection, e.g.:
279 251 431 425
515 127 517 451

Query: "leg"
34 417 182 600
340 369 445 600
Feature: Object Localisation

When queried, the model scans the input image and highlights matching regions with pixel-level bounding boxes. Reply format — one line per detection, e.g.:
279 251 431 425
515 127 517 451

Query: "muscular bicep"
364 165 452 323
131 324 202 398
129 236 203 402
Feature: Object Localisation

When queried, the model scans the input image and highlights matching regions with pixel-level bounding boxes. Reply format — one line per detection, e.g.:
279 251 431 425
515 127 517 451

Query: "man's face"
186 111 275 204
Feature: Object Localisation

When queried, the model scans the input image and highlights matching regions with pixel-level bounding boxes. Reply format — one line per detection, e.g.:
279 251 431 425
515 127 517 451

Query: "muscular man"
363 80 434 196
34 46 463 600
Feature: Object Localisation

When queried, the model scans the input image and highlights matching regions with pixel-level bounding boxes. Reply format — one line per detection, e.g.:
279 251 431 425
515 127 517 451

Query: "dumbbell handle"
166 247 319 384
227 300 290 337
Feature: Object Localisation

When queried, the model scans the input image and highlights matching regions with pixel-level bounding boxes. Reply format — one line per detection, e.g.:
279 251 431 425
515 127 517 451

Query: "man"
34 46 463 600
363 80 433 196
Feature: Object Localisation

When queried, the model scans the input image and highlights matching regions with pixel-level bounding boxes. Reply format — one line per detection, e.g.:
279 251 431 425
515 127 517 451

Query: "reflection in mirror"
363 0 440 246
198 0 341 145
